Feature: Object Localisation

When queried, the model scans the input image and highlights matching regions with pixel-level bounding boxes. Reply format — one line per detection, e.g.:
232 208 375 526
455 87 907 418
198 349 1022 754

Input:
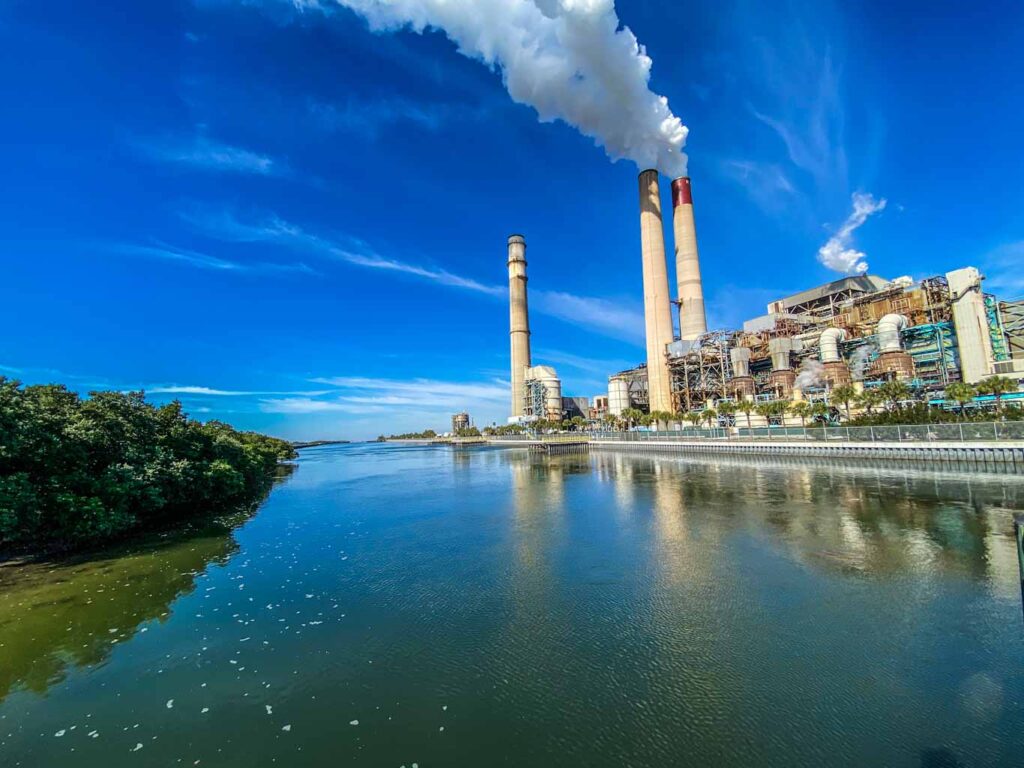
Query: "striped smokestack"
507 234 531 419
671 177 707 341
638 170 675 414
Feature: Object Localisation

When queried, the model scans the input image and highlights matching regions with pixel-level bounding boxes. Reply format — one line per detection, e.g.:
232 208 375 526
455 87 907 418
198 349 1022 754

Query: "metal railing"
584 421 1024 444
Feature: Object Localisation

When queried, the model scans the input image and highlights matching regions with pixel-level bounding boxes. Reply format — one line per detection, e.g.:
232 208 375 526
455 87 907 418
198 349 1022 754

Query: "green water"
2 444 1024 766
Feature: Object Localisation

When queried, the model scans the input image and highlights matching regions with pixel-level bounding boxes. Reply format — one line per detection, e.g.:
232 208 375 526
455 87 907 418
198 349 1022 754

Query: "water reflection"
0 467 294 702
0 521 236 700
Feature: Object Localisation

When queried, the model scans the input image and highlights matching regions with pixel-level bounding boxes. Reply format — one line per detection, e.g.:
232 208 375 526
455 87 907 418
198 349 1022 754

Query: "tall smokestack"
671 177 707 341
507 234 531 419
638 170 675 414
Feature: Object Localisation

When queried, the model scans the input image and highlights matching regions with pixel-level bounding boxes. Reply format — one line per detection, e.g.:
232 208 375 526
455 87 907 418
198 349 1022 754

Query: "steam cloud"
794 358 825 391
327 0 689 176
817 193 887 275
849 344 875 381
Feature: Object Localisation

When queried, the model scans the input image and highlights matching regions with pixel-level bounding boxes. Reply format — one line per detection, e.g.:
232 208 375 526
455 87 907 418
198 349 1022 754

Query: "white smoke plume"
794 358 825 391
326 0 689 176
849 343 875 381
817 192 887 275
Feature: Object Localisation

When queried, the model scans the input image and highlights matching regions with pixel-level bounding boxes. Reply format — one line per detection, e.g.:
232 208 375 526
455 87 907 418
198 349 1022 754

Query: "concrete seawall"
588 438 1024 468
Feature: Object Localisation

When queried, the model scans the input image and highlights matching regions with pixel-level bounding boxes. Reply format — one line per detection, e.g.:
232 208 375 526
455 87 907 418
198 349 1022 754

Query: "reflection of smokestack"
671 177 707 341
508 235 531 418
638 170 675 413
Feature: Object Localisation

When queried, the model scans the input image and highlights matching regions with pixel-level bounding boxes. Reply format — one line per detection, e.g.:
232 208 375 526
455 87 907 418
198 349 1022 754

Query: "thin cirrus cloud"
133 134 284 176
146 385 331 397
181 207 645 344
260 375 510 416
110 242 318 276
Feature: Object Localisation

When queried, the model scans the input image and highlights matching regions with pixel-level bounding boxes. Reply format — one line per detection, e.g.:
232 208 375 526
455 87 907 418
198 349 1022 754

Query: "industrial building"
608 169 1024 419
451 412 471 433
506 169 1021 426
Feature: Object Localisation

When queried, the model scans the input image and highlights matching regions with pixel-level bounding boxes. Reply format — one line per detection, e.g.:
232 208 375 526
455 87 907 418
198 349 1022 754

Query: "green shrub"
0 377 296 553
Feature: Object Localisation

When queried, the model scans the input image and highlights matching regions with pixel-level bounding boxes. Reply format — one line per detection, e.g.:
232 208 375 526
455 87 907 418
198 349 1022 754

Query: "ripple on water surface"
1 443 1023 767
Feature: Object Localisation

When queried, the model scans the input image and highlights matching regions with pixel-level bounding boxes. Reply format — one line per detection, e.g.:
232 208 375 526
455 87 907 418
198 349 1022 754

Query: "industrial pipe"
671 177 708 341
819 328 847 363
877 314 909 353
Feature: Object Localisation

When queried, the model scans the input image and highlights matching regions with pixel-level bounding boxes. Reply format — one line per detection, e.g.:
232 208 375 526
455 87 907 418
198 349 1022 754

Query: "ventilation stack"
671 177 708 341
638 170 675 414
819 328 852 388
729 347 755 399
507 235 531 419
875 314 914 381
768 337 796 397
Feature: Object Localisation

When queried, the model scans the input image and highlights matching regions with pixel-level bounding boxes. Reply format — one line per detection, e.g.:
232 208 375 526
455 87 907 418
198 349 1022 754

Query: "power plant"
508 171 1024 425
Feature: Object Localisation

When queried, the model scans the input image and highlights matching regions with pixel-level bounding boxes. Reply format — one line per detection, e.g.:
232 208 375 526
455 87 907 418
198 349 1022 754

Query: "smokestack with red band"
671 176 707 341
638 169 675 414
507 234 531 419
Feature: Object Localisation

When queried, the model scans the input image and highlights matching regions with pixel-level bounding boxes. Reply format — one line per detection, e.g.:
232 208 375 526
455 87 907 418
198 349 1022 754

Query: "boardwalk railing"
489 421 1024 444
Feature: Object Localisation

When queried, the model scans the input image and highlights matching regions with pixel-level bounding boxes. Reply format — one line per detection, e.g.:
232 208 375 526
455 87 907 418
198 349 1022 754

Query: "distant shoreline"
291 440 351 449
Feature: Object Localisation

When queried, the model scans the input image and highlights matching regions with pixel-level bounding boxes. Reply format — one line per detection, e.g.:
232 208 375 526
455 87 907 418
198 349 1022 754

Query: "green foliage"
0 377 296 553
830 385 857 421
789 400 812 426
455 426 481 437
385 429 438 439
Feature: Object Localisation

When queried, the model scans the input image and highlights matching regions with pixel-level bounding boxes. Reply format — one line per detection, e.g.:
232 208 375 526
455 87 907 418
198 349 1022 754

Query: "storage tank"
608 377 630 416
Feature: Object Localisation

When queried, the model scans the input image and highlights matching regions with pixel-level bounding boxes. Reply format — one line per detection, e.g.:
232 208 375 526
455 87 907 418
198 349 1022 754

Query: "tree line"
0 377 297 554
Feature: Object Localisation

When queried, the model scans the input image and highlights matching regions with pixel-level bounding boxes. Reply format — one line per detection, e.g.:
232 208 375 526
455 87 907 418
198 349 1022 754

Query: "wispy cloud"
260 375 509 417
146 385 329 396
182 207 642 343
718 159 797 216
982 241 1024 298
111 242 317 275
817 192 887 275
134 135 283 176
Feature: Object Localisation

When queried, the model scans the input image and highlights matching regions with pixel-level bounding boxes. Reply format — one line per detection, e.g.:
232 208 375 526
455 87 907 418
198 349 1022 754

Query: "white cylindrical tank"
819 327 847 363
608 378 630 416
527 366 562 421
877 314 909 353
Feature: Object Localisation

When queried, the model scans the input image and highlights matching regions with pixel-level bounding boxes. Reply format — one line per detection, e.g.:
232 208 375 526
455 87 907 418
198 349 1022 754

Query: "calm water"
2 444 1024 767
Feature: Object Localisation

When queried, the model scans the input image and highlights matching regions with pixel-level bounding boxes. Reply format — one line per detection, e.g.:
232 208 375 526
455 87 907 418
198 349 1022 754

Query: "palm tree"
856 388 882 415
976 375 1018 413
944 381 976 419
878 380 911 412
638 413 655 428
831 384 856 423
736 399 755 432
673 411 687 430
789 400 811 427
716 401 738 429
649 410 672 431
686 411 703 430
702 408 718 429
810 400 831 425
755 401 776 427
621 407 642 430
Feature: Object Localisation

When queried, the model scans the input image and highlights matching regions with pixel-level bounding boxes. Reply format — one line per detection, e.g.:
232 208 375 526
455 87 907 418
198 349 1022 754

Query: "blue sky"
2 0 1022 440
